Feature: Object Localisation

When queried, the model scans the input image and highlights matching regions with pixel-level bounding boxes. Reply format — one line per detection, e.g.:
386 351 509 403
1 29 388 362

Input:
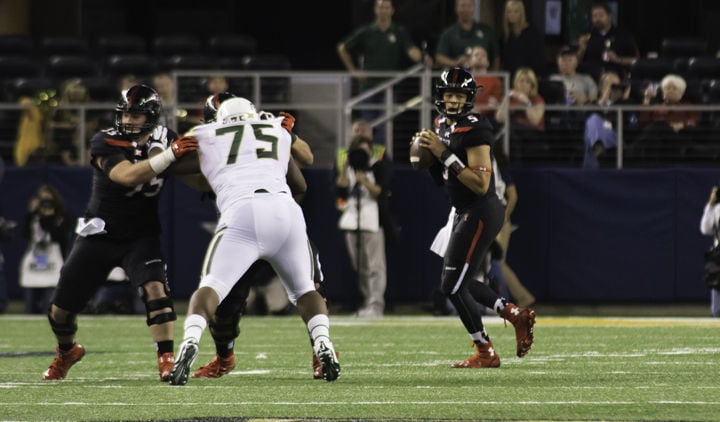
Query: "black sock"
216 342 233 358
156 340 173 355
58 342 74 352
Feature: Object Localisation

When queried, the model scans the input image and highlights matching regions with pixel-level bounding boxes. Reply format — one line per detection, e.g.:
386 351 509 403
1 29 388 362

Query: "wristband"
440 150 466 175
148 147 176 174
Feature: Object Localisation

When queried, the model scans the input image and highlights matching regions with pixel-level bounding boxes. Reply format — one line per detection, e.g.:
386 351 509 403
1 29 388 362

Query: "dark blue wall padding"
1 166 717 306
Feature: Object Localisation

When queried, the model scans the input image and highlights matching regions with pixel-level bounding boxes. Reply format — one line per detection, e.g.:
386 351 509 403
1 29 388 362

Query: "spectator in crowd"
117 74 140 93
19 184 72 314
206 75 229 97
495 67 545 162
152 72 176 128
468 45 503 124
49 79 97 166
700 185 720 318
14 89 53 166
337 0 428 144
582 70 636 168
550 46 598 106
634 74 699 161
335 120 395 318
500 0 547 78
435 0 500 70
576 1 639 81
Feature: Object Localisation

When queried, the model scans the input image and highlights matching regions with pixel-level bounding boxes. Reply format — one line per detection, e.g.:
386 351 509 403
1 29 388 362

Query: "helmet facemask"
114 84 161 138
433 68 478 119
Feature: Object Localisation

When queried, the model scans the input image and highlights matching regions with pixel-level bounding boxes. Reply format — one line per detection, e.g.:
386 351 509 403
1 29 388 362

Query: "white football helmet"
216 97 258 123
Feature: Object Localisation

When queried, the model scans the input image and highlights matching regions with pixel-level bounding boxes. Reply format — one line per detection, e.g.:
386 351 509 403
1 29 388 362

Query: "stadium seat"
706 79 720 103
661 37 708 60
0 56 42 79
94 35 146 56
41 36 89 55
3 77 55 101
152 35 201 58
207 35 257 57
0 35 34 56
243 55 292 104
687 57 720 81
104 54 157 79
243 54 292 70
81 76 120 102
162 54 214 71
629 58 674 82
45 55 100 79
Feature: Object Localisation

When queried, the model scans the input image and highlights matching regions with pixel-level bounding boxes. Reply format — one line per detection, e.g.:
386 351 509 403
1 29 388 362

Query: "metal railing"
3 70 718 169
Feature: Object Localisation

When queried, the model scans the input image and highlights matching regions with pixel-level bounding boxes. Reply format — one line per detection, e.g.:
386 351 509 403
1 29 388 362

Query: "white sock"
307 314 331 347
470 330 489 343
183 314 207 344
493 298 505 313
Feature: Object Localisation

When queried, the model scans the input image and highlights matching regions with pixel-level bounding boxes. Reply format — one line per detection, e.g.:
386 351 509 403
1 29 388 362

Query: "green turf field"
1 314 719 421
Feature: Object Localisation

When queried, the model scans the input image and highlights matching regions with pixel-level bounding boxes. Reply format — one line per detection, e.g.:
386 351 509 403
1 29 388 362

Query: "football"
409 134 435 170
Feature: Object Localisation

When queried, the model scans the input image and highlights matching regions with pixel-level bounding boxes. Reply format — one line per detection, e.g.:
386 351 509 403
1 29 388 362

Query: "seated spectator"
550 46 598 106
634 74 700 162
468 45 503 123
500 0 547 78
495 67 545 162
582 71 637 168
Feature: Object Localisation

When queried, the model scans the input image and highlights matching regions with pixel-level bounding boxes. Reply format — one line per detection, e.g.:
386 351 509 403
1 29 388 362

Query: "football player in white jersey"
169 98 340 385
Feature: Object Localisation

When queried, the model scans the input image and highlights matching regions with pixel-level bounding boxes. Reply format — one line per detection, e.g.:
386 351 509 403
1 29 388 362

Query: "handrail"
3 69 718 170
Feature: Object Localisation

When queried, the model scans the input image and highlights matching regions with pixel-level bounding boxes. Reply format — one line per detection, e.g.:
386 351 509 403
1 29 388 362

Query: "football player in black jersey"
42 84 198 381
182 93 333 380
414 67 536 368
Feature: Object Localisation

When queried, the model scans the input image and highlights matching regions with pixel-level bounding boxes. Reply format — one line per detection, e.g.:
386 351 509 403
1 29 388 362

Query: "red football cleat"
192 354 235 378
158 352 176 381
499 303 536 357
452 341 501 368
42 343 85 380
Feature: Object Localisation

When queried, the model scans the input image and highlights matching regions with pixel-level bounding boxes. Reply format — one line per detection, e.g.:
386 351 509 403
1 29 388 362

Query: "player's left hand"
151 126 169 145
170 136 198 158
279 111 295 132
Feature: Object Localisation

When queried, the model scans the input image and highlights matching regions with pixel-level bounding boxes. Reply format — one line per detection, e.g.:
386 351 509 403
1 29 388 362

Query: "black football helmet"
204 91 237 123
114 84 161 137
434 67 477 118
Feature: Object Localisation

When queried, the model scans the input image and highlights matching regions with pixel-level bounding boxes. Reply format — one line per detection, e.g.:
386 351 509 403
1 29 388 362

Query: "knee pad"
48 311 78 337
209 312 241 344
143 296 177 326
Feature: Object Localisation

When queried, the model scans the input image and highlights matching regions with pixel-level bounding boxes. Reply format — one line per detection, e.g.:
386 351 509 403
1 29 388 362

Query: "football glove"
170 136 198 158
279 111 295 132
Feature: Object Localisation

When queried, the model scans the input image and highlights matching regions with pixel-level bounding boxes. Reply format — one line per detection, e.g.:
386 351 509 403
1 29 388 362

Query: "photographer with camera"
336 120 396 318
582 70 637 169
19 184 72 314
700 185 720 318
